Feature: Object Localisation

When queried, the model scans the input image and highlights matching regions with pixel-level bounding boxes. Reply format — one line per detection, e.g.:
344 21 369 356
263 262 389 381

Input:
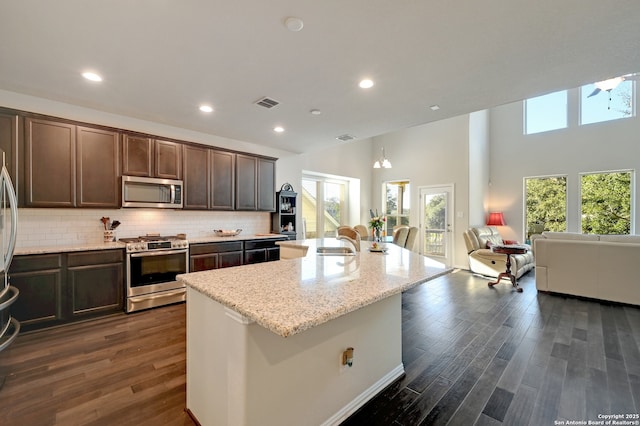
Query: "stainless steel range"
121 235 189 313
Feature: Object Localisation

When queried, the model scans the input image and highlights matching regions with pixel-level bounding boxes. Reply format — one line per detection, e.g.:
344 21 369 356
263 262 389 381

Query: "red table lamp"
486 212 506 226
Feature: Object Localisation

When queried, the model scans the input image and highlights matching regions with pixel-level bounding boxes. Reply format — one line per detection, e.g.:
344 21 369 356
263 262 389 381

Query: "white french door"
419 185 454 266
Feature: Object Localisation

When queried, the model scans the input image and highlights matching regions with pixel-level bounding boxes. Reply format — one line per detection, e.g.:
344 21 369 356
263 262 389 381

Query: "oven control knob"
136 244 143 251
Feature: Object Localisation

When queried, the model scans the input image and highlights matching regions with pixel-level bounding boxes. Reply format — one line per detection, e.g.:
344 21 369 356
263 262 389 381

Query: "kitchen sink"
316 247 356 256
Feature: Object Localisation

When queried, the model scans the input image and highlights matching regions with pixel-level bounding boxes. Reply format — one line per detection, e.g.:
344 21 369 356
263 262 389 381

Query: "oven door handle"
130 249 188 258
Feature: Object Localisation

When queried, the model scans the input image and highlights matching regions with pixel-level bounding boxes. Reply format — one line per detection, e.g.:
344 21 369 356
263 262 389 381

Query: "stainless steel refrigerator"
0 152 19 389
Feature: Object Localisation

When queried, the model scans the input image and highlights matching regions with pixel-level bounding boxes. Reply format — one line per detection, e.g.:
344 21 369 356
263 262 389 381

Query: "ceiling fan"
587 73 638 98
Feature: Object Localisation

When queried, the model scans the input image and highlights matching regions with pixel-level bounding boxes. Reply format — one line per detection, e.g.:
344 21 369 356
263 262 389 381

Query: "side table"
488 244 529 292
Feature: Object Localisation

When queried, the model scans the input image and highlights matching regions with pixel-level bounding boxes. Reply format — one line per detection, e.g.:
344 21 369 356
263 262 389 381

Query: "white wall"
468 110 491 226
276 138 374 236
489 89 640 241
372 115 471 268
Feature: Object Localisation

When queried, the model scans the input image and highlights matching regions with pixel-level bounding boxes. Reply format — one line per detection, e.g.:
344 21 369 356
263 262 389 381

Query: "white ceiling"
1 1 639 154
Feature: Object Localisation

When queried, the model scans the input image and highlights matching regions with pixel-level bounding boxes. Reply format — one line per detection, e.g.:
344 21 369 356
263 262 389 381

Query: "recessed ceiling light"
430 105 440 111
359 79 374 89
274 126 285 133
199 105 213 113
82 72 102 82
284 17 304 32
310 109 322 115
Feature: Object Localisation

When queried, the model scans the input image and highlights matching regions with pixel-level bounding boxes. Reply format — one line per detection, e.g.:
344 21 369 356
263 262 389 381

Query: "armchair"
463 226 534 279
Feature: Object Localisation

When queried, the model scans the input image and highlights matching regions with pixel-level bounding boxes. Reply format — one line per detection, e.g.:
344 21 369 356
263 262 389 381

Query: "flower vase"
374 228 382 242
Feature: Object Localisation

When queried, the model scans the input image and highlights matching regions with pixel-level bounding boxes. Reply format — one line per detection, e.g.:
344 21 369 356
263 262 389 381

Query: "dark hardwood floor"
0 303 194 426
1 270 638 425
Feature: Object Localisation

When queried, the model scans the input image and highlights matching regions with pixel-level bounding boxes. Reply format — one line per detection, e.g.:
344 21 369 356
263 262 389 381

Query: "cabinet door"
0 112 19 198
123 134 153 177
267 246 280 262
210 150 235 210
219 251 243 268
183 145 209 210
244 248 267 264
67 262 124 317
76 126 120 208
25 118 76 207
190 253 218 272
155 140 182 179
9 254 64 330
235 154 257 210
257 158 275 211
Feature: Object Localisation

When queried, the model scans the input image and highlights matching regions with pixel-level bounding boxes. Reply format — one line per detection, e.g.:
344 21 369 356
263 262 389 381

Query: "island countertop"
178 238 451 337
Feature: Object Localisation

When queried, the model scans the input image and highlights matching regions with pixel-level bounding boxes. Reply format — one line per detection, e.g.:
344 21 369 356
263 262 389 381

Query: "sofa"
533 232 640 305
463 226 534 279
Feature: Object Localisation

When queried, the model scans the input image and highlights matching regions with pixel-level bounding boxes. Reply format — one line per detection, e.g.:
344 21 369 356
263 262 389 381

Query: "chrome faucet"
336 234 361 252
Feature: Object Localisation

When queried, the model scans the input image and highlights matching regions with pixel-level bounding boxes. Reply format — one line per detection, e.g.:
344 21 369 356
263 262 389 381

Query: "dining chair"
354 225 369 240
392 225 410 247
404 227 419 251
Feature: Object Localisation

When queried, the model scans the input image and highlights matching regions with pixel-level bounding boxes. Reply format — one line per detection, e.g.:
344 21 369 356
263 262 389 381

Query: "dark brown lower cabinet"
244 238 286 264
190 241 243 272
67 250 124 319
9 254 64 329
9 249 124 331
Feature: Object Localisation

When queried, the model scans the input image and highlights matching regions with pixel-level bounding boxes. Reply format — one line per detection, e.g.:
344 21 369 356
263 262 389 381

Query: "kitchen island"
178 238 451 426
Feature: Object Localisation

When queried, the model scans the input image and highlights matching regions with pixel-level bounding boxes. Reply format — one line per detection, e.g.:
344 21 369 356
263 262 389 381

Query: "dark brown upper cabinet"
210 150 235 210
257 158 275 211
183 146 235 210
155 139 182 179
0 111 20 200
122 134 153 177
25 118 120 208
235 154 275 211
76 126 120 208
235 154 257 210
25 118 77 207
183 144 209 210
123 135 182 180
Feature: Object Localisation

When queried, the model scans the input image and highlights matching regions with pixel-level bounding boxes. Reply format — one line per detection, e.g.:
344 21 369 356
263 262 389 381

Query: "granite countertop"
15 242 125 255
178 238 452 337
15 234 287 255
188 233 286 244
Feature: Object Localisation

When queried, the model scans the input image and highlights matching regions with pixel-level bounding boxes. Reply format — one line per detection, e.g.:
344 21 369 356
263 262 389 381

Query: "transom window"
524 90 568 135
581 78 635 125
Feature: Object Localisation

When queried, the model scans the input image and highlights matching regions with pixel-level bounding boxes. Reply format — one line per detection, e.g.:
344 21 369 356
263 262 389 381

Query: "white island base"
186 287 404 426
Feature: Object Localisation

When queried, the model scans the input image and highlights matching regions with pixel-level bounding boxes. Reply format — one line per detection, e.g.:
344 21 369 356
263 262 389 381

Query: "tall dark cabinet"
271 186 297 240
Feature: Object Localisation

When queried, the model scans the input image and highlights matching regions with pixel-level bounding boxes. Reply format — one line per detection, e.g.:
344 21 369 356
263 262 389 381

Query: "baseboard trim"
320 364 405 426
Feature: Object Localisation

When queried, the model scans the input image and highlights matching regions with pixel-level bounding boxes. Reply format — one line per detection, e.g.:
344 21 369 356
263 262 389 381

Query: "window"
301 176 349 238
581 171 632 234
384 180 410 235
525 176 567 239
581 78 634 125
524 90 568 134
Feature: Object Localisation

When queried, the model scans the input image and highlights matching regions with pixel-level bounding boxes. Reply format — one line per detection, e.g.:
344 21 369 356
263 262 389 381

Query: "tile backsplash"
16 208 271 248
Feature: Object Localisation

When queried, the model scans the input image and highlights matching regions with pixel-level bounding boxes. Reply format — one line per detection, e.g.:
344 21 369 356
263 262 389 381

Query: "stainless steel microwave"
122 176 183 208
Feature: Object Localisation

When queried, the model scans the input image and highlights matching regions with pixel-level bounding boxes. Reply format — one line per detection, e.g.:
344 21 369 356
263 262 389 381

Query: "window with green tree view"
581 171 632 234
525 176 567 239
384 181 410 235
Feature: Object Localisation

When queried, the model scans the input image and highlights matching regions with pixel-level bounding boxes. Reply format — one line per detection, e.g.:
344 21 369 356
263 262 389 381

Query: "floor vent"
336 134 356 142
254 97 280 109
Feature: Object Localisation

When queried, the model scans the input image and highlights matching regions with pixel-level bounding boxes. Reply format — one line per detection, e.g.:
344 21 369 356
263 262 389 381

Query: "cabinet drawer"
10 254 62 273
190 241 243 255
68 249 124 267
244 239 284 250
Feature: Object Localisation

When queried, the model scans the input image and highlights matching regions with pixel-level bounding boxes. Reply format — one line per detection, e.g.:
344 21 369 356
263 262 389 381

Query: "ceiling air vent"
336 134 356 142
254 97 280 109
